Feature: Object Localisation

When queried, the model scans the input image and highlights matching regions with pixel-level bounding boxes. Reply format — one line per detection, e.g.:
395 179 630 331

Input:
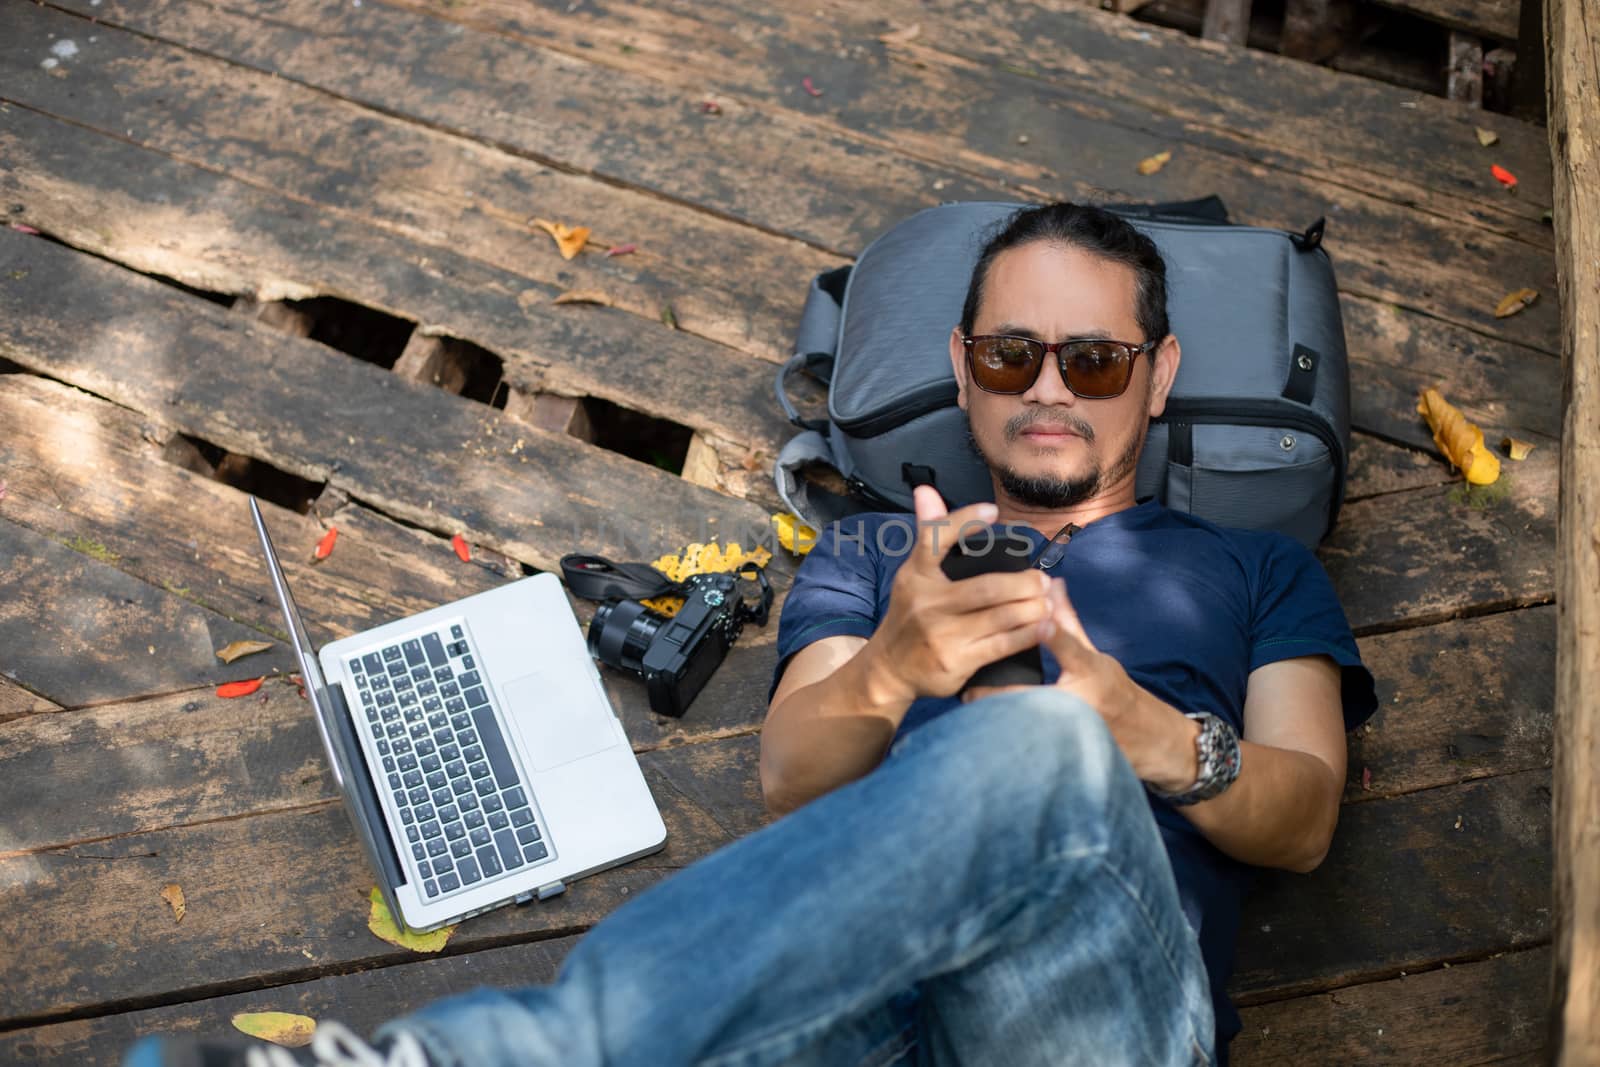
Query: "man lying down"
130 202 1377 1067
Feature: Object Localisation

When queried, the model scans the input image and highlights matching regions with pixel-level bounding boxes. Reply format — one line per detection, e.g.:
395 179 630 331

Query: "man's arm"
759 635 911 818
1170 656 1347 874
1037 581 1347 874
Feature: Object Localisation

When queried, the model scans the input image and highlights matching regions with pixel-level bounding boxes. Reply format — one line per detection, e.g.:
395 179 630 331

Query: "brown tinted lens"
970 336 1043 392
1061 341 1135 398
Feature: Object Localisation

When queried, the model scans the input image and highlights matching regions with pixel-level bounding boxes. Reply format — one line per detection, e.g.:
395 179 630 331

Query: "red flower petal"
1361 766 1372 790
451 534 471 562
605 243 638 257
314 527 338 560
802 76 822 97
217 677 265 699
1491 164 1518 188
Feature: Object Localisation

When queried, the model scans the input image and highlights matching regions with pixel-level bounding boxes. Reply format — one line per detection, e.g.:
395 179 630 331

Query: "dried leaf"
1501 436 1535 460
367 886 454 952
1491 164 1518 188
739 448 765 472
1475 127 1499 147
217 677 266 699
231 1012 317 1048
1136 150 1172 176
772 512 819 555
552 289 614 307
698 100 722 115
313 527 338 561
604 243 638 257
1493 287 1538 318
878 22 922 44
216 639 274 664
802 76 823 97
532 218 590 260
451 534 472 563
660 303 679 330
1416 387 1500 485
160 883 186 923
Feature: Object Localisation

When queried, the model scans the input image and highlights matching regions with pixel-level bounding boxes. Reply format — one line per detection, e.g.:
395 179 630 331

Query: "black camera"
586 568 773 718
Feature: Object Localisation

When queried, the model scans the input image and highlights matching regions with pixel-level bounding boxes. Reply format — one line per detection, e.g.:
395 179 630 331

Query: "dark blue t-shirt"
768 500 1378 1063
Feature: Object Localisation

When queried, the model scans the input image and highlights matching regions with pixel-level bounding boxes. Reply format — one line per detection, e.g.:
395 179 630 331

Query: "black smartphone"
940 525 1046 691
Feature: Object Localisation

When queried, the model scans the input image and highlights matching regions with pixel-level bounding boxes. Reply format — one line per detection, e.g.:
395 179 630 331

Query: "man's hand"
968 579 1199 791
866 486 1054 704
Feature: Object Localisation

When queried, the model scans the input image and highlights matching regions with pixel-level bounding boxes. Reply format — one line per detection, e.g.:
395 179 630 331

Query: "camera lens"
589 599 665 674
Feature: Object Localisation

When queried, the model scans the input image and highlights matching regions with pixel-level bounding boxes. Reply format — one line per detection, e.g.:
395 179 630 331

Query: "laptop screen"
249 497 346 789
250 498 407 897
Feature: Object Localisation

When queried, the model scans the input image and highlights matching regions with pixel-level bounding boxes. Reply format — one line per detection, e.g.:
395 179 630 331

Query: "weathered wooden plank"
0 935 1552 1066
1370 0 1520 40
1351 606 1554 801
0 681 332 854
0 3 836 364
0 517 299 707
0 227 793 585
0 373 777 747
0 737 1546 1023
1234 947 1549 1064
0 65 1557 468
1341 295 1563 454
0 104 797 498
1320 442 1558 633
0 375 505 646
1344 433 1452 500
0 936 580 1065
0 733 765 1025
0 674 60 723
1232 768 1551 1000
30 0 1559 352
1547 0 1600 1054
363 0 1551 232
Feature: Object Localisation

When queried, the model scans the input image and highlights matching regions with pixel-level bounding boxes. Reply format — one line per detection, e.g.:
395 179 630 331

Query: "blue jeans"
383 689 1215 1066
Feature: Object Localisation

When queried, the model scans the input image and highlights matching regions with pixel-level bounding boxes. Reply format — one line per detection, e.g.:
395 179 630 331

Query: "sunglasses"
962 334 1160 399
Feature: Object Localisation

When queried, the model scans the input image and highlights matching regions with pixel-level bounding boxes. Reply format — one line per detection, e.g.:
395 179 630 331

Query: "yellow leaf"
231 1012 317 1048
772 512 819 555
1475 127 1499 147
552 289 613 306
1136 150 1172 176
1417 388 1500 485
879 22 922 44
1493 287 1538 318
366 886 454 953
215 639 274 664
532 218 590 260
1501 435 1535 460
160 883 186 923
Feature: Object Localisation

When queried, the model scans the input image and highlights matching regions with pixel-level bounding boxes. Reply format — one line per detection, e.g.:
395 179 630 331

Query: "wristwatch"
1145 712 1242 806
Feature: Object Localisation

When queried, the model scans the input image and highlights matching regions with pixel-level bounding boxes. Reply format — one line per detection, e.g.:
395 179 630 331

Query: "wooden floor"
0 0 1560 1062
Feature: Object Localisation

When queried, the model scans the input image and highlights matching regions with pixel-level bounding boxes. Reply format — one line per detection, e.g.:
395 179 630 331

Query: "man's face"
948 241 1180 510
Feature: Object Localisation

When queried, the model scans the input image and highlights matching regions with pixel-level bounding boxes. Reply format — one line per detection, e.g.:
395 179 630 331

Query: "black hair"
958 203 1170 344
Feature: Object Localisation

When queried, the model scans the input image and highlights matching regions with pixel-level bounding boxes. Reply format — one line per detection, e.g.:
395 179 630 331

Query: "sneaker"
124 1021 432 1067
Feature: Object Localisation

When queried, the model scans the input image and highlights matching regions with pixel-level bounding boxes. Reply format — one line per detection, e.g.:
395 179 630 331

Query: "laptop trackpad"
502 671 619 772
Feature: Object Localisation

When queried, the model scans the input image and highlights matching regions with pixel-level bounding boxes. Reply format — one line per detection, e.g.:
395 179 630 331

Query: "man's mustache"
1005 411 1095 443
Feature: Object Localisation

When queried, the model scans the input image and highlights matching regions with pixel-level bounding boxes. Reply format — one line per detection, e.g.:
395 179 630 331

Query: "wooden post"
1202 0 1253 44
1447 32 1485 105
1547 0 1600 1058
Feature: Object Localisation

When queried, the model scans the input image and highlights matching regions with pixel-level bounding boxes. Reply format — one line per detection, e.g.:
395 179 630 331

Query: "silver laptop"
251 498 667 932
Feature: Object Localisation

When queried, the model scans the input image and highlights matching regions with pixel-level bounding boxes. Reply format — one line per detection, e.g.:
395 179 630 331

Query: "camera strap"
558 554 686 603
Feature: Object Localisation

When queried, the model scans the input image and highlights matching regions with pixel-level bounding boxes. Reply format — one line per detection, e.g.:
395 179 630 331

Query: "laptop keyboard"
348 623 550 899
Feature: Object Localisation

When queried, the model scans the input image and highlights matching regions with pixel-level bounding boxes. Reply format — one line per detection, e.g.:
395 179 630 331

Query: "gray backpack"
773 200 1350 548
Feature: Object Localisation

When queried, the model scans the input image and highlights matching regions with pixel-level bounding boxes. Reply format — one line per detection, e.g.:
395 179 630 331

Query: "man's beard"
966 409 1147 510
